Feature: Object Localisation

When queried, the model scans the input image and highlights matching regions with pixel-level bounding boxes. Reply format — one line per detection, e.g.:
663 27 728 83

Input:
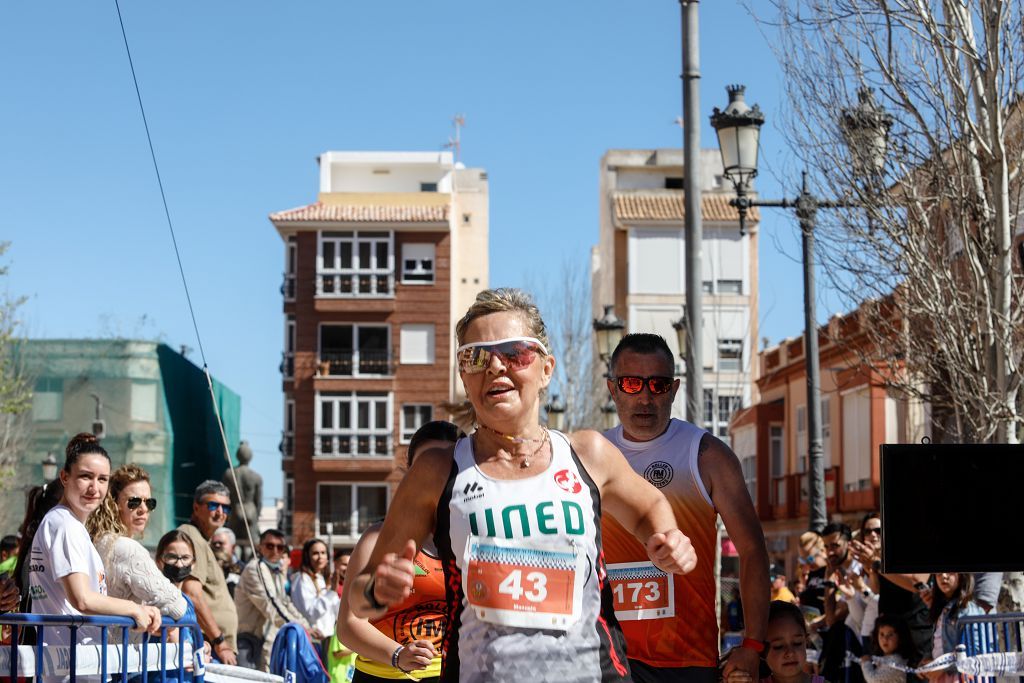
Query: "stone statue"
222 441 262 560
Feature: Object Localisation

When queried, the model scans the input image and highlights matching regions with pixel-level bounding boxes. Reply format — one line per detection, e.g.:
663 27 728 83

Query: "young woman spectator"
859 615 915 683
28 434 161 653
291 538 342 649
155 530 212 682
88 464 188 623
922 573 985 683
13 479 63 614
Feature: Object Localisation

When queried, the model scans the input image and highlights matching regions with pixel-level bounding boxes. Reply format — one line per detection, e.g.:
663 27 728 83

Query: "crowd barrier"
957 612 1024 683
0 613 203 683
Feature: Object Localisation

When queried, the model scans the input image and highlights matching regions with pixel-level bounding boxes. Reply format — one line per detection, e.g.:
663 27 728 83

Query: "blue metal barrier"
0 612 205 683
958 612 1024 683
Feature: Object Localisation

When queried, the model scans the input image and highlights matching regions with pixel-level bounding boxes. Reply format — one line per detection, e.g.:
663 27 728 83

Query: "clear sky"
2 1 840 504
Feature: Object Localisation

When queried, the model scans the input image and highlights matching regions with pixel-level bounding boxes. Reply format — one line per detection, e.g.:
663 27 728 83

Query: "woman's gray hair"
455 288 552 351
212 527 236 544
194 479 230 503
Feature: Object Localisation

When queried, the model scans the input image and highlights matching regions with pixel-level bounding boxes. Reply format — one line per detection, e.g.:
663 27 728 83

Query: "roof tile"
270 202 449 223
613 192 759 223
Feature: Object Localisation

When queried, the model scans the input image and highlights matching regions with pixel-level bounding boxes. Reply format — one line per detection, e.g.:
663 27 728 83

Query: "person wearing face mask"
88 464 188 627
235 529 320 671
155 530 214 683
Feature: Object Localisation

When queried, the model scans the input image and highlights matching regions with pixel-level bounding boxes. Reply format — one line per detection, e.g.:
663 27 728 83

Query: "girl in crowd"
349 288 697 683
727 601 825 683
13 479 63 614
155 530 211 682
338 420 459 682
922 573 984 683
89 464 188 623
860 615 915 683
28 434 161 653
291 538 342 651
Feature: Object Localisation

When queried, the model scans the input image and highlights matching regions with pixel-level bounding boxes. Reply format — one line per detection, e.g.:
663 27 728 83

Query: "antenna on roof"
444 114 466 164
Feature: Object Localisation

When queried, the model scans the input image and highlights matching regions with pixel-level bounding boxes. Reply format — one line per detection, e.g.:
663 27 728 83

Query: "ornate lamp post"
592 305 625 377
711 84 891 532
41 452 58 482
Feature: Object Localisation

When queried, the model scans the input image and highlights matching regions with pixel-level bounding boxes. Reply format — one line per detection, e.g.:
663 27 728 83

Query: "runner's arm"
337 527 434 671
349 447 452 617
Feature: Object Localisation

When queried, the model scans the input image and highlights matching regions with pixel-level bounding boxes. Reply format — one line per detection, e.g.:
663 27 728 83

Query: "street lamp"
601 398 618 431
711 84 890 533
592 305 625 376
671 306 688 376
41 452 58 482
545 394 567 432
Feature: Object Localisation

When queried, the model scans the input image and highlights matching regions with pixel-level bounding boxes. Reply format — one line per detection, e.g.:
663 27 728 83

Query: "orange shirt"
602 420 719 668
368 550 447 648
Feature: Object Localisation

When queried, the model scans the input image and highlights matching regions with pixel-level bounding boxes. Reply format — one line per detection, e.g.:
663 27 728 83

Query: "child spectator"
860 615 915 683
727 600 826 683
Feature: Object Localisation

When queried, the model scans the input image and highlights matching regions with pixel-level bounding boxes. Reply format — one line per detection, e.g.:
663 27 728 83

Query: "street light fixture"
601 398 618 431
41 452 58 482
671 306 688 375
711 84 890 533
545 394 567 432
592 305 625 376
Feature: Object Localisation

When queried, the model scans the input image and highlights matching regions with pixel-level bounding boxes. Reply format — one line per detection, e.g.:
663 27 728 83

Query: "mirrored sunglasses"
615 375 674 395
205 501 232 515
456 337 548 374
126 497 157 511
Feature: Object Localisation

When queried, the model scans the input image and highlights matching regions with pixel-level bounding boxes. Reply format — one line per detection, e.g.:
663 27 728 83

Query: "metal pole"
681 0 703 427
796 172 827 532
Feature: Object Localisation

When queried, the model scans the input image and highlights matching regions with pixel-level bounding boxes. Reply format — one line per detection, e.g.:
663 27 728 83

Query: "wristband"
740 637 767 654
391 644 405 670
211 634 226 648
364 576 386 610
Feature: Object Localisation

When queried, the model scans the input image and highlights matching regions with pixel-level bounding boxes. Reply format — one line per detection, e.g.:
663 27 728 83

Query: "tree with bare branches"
759 0 1024 443
0 242 33 488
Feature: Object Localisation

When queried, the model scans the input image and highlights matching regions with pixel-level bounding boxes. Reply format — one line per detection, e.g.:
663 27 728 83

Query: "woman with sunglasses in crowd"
88 464 188 627
349 288 697 683
28 434 162 662
338 420 460 683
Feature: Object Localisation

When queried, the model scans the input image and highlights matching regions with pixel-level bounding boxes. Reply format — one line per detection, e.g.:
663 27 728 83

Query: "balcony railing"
315 432 391 458
279 432 294 458
280 352 294 378
317 349 393 376
317 271 394 297
281 274 296 300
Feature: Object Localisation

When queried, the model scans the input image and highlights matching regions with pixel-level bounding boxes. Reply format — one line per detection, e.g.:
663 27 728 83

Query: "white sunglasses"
456 336 549 374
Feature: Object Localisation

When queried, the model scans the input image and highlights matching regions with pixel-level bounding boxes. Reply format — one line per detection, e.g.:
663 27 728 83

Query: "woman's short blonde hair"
86 464 151 541
455 288 551 351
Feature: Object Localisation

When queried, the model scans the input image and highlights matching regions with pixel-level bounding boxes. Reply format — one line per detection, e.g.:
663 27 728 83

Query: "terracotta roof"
270 202 449 223
612 192 759 223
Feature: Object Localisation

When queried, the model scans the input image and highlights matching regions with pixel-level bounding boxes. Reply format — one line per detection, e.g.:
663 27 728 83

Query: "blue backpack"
269 623 329 683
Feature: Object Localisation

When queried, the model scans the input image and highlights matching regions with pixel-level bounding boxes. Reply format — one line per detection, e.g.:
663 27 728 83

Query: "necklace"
475 425 549 468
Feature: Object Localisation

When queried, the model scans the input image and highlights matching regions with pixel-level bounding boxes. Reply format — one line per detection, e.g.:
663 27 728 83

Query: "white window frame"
282 316 295 380
317 230 394 298
316 482 390 539
717 338 743 372
716 394 742 442
315 391 392 458
281 398 295 459
318 323 392 377
400 404 433 443
741 454 757 504
401 243 435 284
283 237 297 301
283 477 295 538
769 424 784 479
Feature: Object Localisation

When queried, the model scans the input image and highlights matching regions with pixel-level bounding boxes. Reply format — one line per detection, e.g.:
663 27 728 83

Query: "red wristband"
740 637 766 653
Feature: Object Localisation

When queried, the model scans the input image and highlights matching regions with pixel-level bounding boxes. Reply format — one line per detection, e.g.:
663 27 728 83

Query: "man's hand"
372 540 417 606
215 642 237 665
397 640 436 672
645 530 697 574
0 576 20 613
722 645 761 681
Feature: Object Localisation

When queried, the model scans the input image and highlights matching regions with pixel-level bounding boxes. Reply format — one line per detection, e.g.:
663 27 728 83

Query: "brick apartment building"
269 151 488 547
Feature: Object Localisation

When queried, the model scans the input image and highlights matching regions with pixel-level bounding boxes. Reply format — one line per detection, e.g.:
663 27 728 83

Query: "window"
316 392 391 457
420 182 438 192
842 387 872 492
283 237 296 300
717 279 742 294
630 229 683 294
318 231 393 297
741 455 757 503
283 478 294 536
281 398 295 458
401 244 435 284
664 177 684 189
32 378 63 421
769 425 784 478
718 339 743 372
702 280 713 293
796 405 807 473
317 483 389 537
703 389 715 426
400 324 435 364
401 404 433 443
796 398 831 472
282 316 295 379
131 382 158 423
319 324 390 376
717 394 742 440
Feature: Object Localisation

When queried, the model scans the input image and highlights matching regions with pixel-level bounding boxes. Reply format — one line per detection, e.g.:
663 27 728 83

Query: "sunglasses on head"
204 501 232 515
614 375 674 395
456 337 548 374
127 497 157 511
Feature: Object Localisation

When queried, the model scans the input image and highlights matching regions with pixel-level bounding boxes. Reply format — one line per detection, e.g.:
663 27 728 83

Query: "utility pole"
681 0 703 427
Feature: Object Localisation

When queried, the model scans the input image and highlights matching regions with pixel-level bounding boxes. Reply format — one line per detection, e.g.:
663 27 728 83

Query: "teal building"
2 340 241 547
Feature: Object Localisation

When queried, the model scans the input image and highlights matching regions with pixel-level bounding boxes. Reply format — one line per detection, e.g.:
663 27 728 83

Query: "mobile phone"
914 581 929 591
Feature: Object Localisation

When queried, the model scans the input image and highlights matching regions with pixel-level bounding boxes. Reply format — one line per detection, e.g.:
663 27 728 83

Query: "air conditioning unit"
92 420 106 439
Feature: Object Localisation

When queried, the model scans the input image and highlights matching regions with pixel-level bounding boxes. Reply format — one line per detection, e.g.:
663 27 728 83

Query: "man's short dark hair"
821 522 852 541
609 333 675 375
0 535 17 552
259 528 286 543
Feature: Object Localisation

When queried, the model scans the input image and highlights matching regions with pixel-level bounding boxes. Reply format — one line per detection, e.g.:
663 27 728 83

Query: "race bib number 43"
606 561 675 621
464 535 583 631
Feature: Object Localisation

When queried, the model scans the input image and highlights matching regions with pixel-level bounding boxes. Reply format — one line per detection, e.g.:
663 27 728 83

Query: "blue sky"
2 1 835 503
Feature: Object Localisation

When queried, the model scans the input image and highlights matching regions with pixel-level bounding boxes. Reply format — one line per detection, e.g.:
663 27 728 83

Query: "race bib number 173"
606 561 675 621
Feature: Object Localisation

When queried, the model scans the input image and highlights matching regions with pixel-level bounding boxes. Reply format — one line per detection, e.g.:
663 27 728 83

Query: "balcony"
280 352 294 379
279 432 294 458
796 467 839 516
281 274 296 300
315 432 392 458
317 271 394 298
317 349 393 377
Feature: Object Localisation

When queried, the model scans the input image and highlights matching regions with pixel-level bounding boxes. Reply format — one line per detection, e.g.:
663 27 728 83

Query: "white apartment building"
591 148 759 441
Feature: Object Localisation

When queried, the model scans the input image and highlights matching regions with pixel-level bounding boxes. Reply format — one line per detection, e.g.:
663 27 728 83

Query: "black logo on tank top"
463 481 485 501
644 461 674 488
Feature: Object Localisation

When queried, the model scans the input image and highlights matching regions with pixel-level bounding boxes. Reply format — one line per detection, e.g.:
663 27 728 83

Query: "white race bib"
606 561 675 621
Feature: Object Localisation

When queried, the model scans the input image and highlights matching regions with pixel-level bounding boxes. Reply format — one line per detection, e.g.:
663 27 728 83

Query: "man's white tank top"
434 430 630 683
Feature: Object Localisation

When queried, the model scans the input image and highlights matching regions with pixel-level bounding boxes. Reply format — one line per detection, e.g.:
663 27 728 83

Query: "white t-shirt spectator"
29 504 108 648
